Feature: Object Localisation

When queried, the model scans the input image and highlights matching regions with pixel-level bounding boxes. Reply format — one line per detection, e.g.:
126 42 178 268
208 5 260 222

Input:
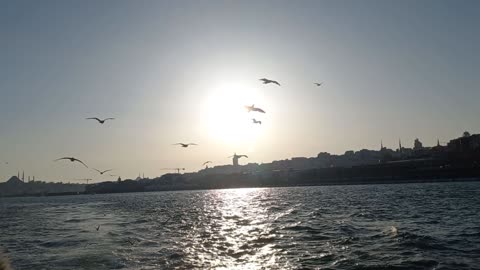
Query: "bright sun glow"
202 83 268 147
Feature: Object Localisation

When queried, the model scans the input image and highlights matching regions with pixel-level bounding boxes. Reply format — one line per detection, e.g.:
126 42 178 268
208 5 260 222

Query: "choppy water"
1 182 480 270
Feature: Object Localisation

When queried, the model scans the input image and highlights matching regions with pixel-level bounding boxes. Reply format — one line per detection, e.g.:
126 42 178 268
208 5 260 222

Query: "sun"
202 82 267 146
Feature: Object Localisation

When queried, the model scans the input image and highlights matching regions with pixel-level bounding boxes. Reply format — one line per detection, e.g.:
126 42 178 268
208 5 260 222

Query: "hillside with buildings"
3 131 480 197
86 132 480 194
0 175 85 197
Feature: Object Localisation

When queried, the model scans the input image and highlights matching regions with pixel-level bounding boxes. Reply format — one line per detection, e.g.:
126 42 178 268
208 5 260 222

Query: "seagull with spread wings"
86 117 115 124
314 82 323 87
173 143 198 148
252 119 262 124
228 153 248 159
54 157 88 168
93 168 113 175
259 78 281 86
245 104 266 113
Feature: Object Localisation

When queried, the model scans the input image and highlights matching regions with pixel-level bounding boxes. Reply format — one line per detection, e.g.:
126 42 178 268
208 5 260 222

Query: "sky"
1 0 479 182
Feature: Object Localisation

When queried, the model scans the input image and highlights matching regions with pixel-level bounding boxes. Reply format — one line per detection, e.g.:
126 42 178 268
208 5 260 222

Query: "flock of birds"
2 77 324 243
13 78 323 182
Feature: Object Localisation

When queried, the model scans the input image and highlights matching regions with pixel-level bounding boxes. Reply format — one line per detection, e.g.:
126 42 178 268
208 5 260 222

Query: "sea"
0 182 479 270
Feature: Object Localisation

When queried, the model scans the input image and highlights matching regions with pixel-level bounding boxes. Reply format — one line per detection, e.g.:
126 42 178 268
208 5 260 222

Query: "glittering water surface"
1 182 480 270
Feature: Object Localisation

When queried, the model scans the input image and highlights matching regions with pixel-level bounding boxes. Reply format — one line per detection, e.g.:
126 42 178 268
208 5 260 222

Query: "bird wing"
104 118 115 121
242 155 249 158
188 143 198 146
273 80 281 86
93 168 101 173
73 159 88 168
173 143 183 145
253 108 266 113
54 157 71 162
102 169 113 174
203 161 212 165
86 117 101 122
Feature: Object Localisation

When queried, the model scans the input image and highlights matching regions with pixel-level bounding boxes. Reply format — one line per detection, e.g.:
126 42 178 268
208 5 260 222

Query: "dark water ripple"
1 182 480 269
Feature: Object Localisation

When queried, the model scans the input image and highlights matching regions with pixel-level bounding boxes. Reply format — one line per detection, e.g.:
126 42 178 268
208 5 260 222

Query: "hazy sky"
1 0 479 182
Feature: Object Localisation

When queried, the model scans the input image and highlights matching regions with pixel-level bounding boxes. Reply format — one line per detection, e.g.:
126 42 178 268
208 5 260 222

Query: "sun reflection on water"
182 188 285 269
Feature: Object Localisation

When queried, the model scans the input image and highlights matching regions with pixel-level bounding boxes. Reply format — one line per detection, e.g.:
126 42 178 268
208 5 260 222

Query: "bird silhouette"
228 154 248 159
96 225 100 231
203 161 212 166
86 117 115 124
314 82 323 87
259 78 280 86
54 157 88 168
93 168 113 175
245 104 266 113
173 143 198 148
252 119 262 124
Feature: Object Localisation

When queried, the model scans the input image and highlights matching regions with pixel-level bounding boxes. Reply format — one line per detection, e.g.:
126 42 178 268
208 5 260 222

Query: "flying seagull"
228 153 248 159
203 161 212 166
86 117 115 124
259 78 280 86
252 118 262 124
54 157 88 168
314 82 323 87
93 168 113 175
96 225 100 231
173 143 198 148
245 104 266 113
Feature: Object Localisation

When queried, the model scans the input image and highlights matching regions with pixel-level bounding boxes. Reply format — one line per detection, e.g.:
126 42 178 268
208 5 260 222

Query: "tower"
380 140 384 150
22 171 24 181
232 153 239 166
398 139 402 152
437 139 440 147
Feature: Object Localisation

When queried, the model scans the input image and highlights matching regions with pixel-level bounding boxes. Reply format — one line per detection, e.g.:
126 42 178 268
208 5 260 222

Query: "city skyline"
1 0 479 182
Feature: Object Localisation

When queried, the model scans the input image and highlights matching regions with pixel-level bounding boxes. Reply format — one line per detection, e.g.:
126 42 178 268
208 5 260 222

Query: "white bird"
245 104 266 113
173 143 198 148
93 168 113 175
54 157 88 168
86 117 115 124
252 119 262 124
259 78 280 86
314 82 323 87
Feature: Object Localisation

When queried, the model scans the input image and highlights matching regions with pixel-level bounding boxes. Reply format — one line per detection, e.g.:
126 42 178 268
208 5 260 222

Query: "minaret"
381 140 384 150
398 139 402 152
22 171 24 182
437 139 440 147
17 172 20 178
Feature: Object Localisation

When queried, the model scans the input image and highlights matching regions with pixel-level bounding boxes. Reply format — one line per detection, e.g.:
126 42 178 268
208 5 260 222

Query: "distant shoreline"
2 177 479 198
